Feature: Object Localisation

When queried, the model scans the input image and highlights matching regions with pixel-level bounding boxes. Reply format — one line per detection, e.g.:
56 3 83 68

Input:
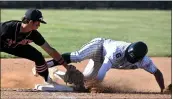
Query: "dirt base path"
1 57 172 98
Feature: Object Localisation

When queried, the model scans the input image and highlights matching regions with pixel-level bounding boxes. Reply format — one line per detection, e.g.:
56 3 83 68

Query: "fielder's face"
31 21 40 30
27 20 40 30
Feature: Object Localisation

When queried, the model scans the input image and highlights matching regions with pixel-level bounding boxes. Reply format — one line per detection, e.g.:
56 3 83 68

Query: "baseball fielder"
47 38 165 93
0 8 69 84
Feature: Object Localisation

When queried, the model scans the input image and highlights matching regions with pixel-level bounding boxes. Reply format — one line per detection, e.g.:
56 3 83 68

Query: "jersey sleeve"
138 56 157 74
31 30 46 46
0 22 9 36
96 57 112 81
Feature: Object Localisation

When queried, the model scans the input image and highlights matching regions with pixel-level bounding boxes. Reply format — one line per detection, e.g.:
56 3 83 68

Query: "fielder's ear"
28 20 34 24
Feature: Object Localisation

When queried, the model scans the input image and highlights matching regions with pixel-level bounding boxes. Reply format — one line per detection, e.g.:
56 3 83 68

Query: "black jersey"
0 20 46 48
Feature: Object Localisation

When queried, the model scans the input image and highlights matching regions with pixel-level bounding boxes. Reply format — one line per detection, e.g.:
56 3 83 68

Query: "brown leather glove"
64 65 84 86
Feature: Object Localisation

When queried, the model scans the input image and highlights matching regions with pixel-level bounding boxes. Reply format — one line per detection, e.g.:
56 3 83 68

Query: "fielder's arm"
153 69 165 93
46 53 71 68
140 56 165 93
40 41 68 69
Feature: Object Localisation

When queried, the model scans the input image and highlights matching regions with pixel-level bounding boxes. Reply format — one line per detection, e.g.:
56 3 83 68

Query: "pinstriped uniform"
70 38 105 80
70 38 157 81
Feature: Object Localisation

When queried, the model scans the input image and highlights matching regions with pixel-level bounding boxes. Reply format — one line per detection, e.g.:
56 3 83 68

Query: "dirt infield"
1 57 172 98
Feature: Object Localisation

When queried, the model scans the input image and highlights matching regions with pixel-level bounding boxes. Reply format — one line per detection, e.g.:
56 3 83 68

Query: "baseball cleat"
49 67 66 81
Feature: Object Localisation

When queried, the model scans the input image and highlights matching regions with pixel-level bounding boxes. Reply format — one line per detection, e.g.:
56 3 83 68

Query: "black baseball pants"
1 44 49 81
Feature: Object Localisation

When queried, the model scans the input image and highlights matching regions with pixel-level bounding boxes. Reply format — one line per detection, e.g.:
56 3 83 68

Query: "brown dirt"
1 57 172 98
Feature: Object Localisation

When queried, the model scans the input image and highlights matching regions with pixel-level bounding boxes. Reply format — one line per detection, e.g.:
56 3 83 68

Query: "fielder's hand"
63 64 88 92
64 65 84 86
66 64 76 71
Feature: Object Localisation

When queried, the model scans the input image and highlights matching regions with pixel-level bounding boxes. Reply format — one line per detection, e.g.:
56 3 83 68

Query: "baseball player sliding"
46 38 166 93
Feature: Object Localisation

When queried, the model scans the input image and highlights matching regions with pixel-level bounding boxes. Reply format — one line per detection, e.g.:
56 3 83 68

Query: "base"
34 84 74 92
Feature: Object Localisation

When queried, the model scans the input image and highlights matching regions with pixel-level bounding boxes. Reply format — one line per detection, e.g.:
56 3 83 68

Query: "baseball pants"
1 44 49 81
70 38 105 80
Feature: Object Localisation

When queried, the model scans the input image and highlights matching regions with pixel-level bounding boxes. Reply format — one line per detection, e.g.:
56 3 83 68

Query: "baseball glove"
64 65 84 87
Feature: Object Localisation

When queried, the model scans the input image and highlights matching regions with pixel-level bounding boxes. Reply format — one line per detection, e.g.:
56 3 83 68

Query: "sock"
38 69 49 82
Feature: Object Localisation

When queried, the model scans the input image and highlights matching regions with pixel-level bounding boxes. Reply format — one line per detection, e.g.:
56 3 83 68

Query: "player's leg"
47 38 105 67
70 37 105 63
82 59 105 92
1 45 51 83
70 38 104 81
52 38 105 83
48 37 105 78
48 37 105 80
83 59 103 80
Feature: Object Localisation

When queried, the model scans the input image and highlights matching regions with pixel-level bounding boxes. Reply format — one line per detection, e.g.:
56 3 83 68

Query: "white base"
34 84 74 92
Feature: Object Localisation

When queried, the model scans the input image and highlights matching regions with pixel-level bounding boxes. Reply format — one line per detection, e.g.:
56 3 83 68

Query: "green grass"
1 9 171 58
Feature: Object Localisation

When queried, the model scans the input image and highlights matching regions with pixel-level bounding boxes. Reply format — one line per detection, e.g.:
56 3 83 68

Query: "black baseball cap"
24 8 47 24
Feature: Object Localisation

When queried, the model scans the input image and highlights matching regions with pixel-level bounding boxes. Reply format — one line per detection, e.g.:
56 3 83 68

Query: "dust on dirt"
1 57 172 93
